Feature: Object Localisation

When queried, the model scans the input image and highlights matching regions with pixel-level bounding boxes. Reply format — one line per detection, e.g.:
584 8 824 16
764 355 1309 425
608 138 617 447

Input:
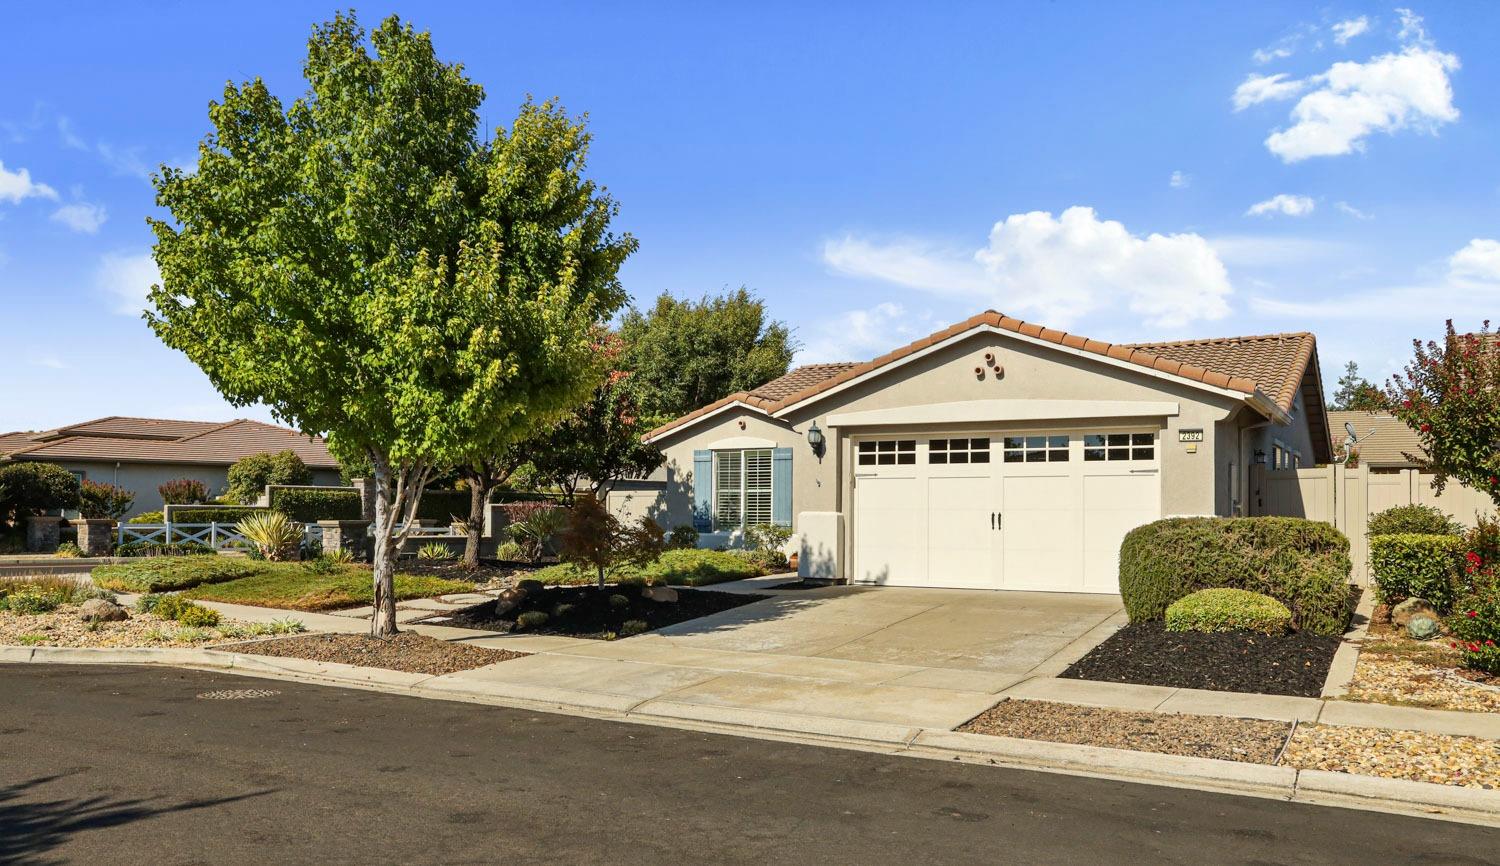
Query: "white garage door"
851 431 1160 593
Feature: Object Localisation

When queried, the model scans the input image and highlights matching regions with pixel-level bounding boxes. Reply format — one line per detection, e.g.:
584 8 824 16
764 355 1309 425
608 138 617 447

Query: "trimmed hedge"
417 489 471 522
1367 504 1460 538
92 555 259 593
1165 588 1292 636
169 506 264 524
1369 533 1465 611
269 488 362 522
1119 517 1352 636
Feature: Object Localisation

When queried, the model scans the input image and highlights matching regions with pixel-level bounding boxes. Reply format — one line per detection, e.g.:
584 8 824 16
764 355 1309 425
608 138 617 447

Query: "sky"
2 2 1498 432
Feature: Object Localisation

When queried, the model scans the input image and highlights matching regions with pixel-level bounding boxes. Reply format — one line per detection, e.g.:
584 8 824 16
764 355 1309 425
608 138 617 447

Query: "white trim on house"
704 435 779 450
643 400 774 444
825 399 1180 429
769 324 1288 423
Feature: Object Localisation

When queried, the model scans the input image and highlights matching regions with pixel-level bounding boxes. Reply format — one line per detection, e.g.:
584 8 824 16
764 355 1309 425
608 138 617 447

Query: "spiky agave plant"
236 512 302 562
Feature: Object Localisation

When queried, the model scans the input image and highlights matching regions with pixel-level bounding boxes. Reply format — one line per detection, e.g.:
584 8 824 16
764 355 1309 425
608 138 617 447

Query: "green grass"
93 555 260 593
181 562 472 611
530 548 765 587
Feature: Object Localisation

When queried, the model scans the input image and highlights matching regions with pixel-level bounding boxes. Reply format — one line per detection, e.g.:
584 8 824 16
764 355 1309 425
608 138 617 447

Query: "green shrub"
515 610 549 629
158 478 209 505
667 524 699 550
494 540 526 562
128 511 164 524
174 603 221 628
323 548 355 565
226 451 311 504
55 542 83 558
118 541 211 557
170 506 264 524
1447 594 1500 644
268 487 362 522
236 511 302 561
528 548 764 587
0 462 81 519
303 555 337 575
417 489 471 522
93 555 260 593
1370 533 1464 610
0 576 105 613
1368 504 1461 538
78 481 135 520
1118 517 1352 636
620 619 648 636
502 502 566 562
1165 589 1292 635
745 523 793 569
1 589 60 614
608 593 629 608
416 542 453 561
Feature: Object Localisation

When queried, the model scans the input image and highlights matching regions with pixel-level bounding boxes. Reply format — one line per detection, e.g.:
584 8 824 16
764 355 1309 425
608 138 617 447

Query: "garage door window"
1003 435 1069 463
928 438 990 464
1083 433 1154 462
857 440 915 466
714 449 773 530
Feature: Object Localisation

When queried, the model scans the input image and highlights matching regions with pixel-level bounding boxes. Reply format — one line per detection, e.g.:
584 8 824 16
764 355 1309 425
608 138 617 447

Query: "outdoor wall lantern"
1254 449 1267 465
807 420 826 460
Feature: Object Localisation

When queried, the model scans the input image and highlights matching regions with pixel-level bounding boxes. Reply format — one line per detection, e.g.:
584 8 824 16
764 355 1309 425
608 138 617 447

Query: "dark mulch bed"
214 632 520 675
1061 621 1341 697
439 585 765 640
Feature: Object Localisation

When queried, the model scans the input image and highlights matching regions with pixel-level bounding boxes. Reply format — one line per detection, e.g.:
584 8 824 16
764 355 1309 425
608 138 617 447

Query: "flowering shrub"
1453 640 1500 675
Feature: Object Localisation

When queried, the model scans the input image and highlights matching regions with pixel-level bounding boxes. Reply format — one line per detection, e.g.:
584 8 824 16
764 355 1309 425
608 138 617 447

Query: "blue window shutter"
692 450 713 531
771 447 793 527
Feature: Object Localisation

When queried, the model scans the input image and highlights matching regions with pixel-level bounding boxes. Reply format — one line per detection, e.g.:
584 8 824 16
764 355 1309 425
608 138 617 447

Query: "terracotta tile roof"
0 417 337 469
1328 411 1424 467
646 310 1324 442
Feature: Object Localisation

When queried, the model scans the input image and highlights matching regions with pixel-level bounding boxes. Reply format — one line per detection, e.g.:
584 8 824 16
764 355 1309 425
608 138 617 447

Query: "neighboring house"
0 416 341 518
1327 410 1423 469
634 310 1329 592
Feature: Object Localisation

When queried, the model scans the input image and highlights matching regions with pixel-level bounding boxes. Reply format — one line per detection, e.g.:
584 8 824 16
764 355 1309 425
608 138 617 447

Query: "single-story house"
1328 410 1422 469
631 310 1329 592
0 416 341 518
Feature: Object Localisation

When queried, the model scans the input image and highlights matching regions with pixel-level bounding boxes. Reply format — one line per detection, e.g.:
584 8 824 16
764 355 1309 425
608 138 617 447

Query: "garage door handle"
991 512 995 530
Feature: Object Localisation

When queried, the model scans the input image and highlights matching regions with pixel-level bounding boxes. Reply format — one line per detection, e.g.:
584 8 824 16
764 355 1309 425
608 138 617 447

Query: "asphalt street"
2 664 1498 865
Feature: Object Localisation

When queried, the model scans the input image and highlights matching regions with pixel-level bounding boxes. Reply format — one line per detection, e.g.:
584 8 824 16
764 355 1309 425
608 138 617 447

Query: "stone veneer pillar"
75 519 116 557
351 478 377 521
25 515 63 553
318 519 373 562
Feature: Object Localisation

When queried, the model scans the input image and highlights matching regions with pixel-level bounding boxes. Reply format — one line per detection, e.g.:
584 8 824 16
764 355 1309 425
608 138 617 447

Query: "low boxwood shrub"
170 506 264 524
667 524 699 550
268 488 362 522
93 555 261 593
1118 517 1352 636
1367 504 1461 538
1369 533 1465 611
1164 588 1292 635
139 593 221 627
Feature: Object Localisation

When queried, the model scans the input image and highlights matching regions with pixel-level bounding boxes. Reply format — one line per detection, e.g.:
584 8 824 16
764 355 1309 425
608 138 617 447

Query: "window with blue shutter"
692 450 713 531
771 448 793 527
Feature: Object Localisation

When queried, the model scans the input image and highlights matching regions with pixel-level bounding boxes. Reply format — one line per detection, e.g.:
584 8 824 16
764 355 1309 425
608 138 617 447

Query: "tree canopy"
1388 321 1500 505
1330 361 1387 412
618 289 796 422
147 13 635 634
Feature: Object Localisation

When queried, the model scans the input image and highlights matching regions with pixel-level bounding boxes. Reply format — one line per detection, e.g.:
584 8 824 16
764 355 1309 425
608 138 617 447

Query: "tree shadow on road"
0 772 277 866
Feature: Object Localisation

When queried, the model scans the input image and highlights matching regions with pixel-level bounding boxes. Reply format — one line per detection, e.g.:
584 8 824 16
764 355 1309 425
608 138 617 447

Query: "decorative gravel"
214 632 521 675
1342 626 1500 714
958 699 1291 764
0 605 251 648
1283 724 1500 789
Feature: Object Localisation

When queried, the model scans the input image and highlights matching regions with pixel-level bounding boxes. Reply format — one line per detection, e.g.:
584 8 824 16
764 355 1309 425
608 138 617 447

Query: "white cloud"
94 251 160 315
1332 16 1371 45
27 356 68 370
1207 234 1350 266
1232 73 1307 111
1449 238 1500 284
823 207 1232 329
1246 194 1316 218
1336 201 1373 220
1261 16 1460 162
50 202 107 233
0 160 58 204
1169 170 1190 189
797 302 939 364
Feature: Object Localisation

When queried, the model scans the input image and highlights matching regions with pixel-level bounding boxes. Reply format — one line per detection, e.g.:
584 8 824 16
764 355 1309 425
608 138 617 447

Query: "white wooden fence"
1251 465 1495 583
117 522 252 551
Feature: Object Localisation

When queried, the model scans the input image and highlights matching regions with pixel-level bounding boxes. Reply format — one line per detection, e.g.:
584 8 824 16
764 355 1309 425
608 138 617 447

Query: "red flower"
1469 610 1479 618
1452 642 1460 648
1470 643 1481 652
1420 423 1432 432
1489 640 1497 647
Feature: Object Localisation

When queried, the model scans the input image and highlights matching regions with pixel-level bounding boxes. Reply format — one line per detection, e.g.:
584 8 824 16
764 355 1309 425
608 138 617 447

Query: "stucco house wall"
52 460 342 518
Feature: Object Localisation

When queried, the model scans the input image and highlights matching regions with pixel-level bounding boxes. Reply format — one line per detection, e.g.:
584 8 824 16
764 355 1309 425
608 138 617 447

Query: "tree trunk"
370 461 400 638
597 563 606 590
462 477 490 568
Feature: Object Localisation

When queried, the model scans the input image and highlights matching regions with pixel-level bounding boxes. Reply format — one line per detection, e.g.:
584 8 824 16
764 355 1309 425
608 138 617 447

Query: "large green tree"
147 14 635 635
1330 361 1387 412
618 289 796 422
1388 321 1500 506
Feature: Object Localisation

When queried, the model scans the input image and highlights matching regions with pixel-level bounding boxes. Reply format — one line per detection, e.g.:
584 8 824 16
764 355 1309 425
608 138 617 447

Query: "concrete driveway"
443 579 1126 731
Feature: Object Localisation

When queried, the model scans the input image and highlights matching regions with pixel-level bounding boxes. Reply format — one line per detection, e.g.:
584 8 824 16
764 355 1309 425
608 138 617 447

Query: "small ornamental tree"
226 451 312 504
0 462 81 523
557 494 664 589
158 478 209 505
1331 361 1388 412
77 481 135 520
1389 321 1500 506
147 14 634 636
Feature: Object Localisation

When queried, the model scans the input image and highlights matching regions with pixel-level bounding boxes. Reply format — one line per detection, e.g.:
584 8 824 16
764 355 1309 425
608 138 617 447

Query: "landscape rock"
1406 615 1442 641
641 585 678 603
494 586 528 616
1392 598 1438 628
77 598 129 622
517 579 544 593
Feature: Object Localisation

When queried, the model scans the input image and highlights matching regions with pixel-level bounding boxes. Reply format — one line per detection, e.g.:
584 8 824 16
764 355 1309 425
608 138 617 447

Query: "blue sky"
3 2 1498 432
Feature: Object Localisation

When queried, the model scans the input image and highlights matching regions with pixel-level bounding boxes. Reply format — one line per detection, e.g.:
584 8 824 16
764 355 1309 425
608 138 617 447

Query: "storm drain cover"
196 688 281 700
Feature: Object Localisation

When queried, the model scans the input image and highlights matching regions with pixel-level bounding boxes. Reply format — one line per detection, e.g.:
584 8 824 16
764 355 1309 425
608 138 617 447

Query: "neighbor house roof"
1328 411 1424 468
0 416 338 469
646 310 1327 447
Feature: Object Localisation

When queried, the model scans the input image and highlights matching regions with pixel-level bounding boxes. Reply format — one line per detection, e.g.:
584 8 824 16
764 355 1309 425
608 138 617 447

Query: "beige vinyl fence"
1251 465 1494 584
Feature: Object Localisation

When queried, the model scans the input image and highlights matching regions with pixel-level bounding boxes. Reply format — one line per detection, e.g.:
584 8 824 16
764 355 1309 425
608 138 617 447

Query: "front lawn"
180 563 472 611
529 548 766 587
93 555 261 593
